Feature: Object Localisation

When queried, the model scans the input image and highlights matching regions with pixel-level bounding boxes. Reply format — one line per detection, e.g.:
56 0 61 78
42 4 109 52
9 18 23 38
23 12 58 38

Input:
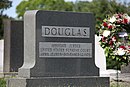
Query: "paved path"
110 73 130 82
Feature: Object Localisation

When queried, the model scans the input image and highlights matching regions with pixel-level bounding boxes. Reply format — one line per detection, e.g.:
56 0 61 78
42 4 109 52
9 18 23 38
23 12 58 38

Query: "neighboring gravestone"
3 19 24 72
0 40 4 72
7 11 109 87
121 63 130 73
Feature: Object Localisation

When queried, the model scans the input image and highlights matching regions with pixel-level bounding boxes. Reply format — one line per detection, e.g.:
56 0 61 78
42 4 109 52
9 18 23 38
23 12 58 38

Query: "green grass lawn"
0 78 6 87
110 81 130 87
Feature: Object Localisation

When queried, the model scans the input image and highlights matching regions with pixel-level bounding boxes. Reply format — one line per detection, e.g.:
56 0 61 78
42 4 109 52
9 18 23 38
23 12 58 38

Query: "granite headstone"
7 10 109 87
3 19 24 72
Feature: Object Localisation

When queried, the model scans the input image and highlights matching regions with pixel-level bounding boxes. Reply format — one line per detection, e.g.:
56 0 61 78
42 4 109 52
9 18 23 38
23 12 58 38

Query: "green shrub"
0 78 6 87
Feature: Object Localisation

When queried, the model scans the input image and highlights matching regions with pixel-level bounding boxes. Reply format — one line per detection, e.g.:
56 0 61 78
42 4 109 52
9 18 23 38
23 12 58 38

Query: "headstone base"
7 76 109 87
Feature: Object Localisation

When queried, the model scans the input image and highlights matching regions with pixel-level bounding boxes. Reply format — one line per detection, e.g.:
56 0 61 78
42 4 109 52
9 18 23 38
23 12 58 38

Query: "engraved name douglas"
42 26 90 38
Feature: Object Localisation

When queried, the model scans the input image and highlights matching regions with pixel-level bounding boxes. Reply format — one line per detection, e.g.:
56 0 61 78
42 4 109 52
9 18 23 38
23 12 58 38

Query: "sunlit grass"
110 81 130 87
0 78 6 87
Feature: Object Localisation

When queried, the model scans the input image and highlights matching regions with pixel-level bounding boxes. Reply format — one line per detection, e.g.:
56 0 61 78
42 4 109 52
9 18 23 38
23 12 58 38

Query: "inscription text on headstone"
39 42 92 58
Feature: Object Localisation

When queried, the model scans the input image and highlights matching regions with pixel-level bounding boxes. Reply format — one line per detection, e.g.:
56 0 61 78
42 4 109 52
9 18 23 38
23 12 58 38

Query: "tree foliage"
16 0 74 18
0 0 12 15
0 0 12 39
16 0 130 19
76 0 130 22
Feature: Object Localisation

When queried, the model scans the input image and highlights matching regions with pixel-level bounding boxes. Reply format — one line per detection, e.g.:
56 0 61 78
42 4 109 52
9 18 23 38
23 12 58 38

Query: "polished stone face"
19 11 99 78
